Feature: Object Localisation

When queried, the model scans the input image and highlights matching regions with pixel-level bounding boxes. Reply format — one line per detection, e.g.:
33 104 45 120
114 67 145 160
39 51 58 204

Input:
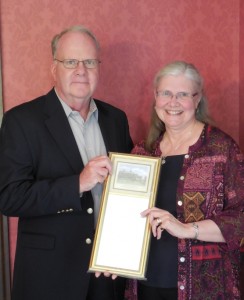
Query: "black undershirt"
141 154 184 288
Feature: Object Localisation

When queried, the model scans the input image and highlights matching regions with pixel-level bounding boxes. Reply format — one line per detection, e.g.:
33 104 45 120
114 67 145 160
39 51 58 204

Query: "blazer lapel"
96 104 114 154
43 89 83 173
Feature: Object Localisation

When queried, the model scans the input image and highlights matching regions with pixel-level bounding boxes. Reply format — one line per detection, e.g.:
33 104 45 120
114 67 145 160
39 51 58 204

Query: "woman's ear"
195 93 201 109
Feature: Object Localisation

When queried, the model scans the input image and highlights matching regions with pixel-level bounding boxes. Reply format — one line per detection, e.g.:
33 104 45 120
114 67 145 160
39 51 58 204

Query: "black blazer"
0 89 133 300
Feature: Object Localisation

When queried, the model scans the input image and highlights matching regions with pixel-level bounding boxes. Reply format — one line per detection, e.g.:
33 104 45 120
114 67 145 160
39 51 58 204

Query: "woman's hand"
141 207 226 242
141 207 190 240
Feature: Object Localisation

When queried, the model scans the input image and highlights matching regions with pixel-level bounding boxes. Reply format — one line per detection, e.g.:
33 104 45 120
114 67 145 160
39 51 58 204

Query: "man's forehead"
56 32 97 53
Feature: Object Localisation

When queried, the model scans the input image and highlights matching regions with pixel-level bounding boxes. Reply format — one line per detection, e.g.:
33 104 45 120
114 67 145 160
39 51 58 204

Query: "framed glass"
89 153 161 279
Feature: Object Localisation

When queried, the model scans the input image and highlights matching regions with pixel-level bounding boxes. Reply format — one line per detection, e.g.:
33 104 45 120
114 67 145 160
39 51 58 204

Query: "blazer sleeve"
0 110 82 217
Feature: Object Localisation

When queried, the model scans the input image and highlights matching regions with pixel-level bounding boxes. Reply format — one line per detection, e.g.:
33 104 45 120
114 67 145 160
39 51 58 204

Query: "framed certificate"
88 153 161 279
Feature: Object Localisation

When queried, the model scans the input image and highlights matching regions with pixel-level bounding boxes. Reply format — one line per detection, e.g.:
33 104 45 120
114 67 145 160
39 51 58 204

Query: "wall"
0 0 242 274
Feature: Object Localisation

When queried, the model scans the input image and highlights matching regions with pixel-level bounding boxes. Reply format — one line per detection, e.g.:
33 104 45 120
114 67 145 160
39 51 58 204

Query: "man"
0 25 133 300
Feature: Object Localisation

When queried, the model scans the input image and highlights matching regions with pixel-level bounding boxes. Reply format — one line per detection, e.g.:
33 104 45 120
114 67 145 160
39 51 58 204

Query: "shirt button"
86 238 92 244
185 154 189 159
87 208 93 214
177 201 183 206
180 257 185 262
180 176 185 180
180 285 185 290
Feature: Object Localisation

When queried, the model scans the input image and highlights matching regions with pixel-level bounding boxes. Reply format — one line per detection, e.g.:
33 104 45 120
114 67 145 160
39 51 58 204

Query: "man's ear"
50 62 57 81
154 90 157 101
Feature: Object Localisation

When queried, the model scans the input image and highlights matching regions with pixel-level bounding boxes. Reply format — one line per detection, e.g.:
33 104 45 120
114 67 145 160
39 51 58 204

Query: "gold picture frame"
89 153 161 279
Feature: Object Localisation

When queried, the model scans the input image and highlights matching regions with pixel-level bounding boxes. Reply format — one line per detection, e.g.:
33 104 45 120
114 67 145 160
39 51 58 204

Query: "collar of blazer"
43 89 117 172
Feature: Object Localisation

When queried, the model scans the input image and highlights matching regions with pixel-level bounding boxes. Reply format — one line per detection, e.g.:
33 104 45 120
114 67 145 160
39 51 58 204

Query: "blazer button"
87 208 93 214
86 238 92 244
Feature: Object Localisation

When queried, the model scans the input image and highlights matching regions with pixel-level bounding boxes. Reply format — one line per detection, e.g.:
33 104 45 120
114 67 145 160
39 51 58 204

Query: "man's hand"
95 271 117 280
79 156 112 192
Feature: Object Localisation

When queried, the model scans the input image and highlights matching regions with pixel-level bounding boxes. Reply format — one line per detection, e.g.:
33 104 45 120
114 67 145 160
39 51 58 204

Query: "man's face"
51 31 100 110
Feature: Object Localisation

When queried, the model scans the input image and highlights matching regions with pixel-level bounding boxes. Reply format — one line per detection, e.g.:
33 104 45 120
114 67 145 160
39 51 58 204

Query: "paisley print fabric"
183 192 205 222
128 124 244 300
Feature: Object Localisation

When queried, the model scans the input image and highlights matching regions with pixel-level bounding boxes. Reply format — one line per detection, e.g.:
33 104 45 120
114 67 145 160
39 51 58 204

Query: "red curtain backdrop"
0 0 243 274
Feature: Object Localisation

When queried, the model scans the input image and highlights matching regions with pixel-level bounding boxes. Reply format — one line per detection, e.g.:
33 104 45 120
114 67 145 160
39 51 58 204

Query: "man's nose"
75 61 87 73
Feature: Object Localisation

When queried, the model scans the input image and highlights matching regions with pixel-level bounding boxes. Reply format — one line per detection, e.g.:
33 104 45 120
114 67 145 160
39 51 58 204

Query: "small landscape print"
114 162 150 192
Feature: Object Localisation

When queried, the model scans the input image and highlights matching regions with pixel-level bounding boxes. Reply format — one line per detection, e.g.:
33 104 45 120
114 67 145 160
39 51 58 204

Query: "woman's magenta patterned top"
127 124 244 300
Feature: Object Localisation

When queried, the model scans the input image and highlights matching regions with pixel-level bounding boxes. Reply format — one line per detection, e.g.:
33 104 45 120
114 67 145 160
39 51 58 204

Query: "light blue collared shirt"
56 90 107 224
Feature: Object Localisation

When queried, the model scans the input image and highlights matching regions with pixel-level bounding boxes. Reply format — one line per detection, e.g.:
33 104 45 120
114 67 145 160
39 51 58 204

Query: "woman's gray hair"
145 61 214 152
51 25 100 58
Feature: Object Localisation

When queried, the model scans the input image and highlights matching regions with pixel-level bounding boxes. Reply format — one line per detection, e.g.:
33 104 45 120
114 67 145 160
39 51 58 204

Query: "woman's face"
154 74 200 131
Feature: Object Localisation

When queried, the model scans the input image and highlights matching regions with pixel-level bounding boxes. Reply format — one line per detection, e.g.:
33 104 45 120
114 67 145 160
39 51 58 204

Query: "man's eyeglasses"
54 58 101 69
156 90 198 101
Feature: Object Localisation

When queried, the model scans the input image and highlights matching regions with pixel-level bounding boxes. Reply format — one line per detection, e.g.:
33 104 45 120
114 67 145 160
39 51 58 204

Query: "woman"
131 61 244 300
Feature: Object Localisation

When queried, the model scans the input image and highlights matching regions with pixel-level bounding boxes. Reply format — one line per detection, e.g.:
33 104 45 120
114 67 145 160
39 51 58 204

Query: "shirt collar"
54 89 98 120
